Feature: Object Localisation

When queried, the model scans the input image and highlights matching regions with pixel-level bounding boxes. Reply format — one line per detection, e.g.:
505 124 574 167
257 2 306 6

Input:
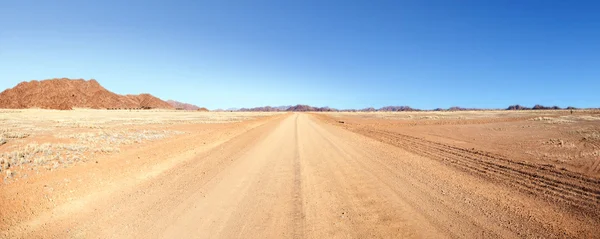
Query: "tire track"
356 128 600 217
292 114 305 239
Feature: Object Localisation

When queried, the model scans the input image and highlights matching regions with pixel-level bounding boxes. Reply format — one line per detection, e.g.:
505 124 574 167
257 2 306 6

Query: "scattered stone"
544 138 567 147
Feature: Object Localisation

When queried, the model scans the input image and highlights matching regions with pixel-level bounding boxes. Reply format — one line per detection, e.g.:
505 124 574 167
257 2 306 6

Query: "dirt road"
7 113 599 238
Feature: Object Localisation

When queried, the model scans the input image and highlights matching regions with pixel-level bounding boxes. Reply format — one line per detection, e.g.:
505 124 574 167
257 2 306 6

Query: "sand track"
3 113 600 238
357 129 600 215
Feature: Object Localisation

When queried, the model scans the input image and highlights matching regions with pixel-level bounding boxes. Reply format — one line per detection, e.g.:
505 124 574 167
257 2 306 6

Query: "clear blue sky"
1 0 599 109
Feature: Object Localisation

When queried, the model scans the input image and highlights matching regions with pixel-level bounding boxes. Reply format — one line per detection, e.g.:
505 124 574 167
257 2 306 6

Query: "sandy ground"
1 111 599 238
321 110 600 177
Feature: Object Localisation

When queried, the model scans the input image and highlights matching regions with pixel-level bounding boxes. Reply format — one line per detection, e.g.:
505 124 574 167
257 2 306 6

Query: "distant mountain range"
0 78 583 112
237 105 291 112
166 100 208 111
223 104 583 112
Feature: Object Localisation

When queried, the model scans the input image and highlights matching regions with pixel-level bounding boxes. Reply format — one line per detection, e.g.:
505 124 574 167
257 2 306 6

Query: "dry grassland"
0 109 282 182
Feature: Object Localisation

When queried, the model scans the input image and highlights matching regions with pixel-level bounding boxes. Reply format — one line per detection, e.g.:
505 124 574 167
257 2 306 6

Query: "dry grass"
0 109 281 181
324 110 600 122
56 130 183 145
323 110 546 121
1 128 30 139
570 129 600 142
529 117 575 124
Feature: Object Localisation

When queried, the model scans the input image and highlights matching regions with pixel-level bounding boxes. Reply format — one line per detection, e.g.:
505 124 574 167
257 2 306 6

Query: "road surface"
12 113 599 238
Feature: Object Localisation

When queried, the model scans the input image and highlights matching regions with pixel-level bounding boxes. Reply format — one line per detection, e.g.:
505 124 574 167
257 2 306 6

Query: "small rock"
5 169 13 178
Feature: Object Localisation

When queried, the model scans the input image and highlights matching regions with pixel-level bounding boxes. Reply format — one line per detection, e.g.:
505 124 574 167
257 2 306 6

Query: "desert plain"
1 109 599 238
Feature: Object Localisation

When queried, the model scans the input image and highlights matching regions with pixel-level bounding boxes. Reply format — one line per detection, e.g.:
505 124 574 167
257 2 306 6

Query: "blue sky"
1 0 599 109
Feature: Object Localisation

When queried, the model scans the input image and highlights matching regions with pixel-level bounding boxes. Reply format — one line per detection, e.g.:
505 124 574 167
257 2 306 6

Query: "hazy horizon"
2 1 599 110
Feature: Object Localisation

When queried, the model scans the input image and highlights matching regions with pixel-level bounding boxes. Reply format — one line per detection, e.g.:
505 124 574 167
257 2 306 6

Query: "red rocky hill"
0 78 174 110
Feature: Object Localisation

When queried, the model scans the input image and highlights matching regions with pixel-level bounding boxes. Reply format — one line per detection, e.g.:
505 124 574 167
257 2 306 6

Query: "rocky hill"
166 100 204 110
238 106 282 112
286 105 337 112
0 78 174 110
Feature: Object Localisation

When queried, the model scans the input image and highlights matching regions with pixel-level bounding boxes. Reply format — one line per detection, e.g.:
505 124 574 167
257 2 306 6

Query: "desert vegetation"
0 109 281 181
1 79 599 238
1 108 599 238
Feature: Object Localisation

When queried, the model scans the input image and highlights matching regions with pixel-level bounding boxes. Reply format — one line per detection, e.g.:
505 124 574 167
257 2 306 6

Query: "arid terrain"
1 110 599 238
0 78 175 110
